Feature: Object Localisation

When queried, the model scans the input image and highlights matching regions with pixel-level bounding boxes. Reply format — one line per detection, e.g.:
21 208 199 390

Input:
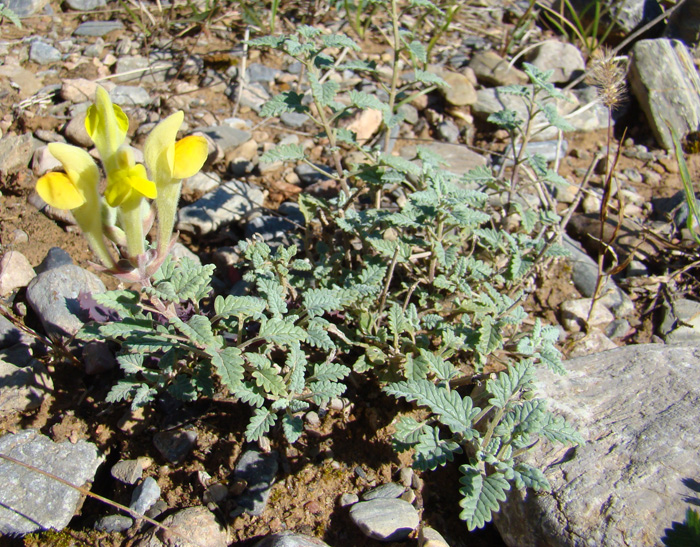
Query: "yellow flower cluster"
36 86 208 280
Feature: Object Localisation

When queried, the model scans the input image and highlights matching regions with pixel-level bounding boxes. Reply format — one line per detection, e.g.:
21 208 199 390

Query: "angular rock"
63 112 92 148
560 298 614 332
469 50 528 87
0 251 36 296
177 180 264 235
153 428 197 465
35 247 73 274
134 506 227 547
29 40 62 65
32 145 62 175
4 0 49 16
280 112 309 128
111 459 143 485
629 39 700 149
495 344 700 547
349 498 420 542
130 477 161 515
95 514 133 532
110 85 152 106
26 264 105 337
0 133 35 175
400 142 487 177
525 40 585 83
419 527 450 547
0 356 53 413
195 125 252 154
233 449 278 516
254 532 332 547
239 82 271 113
0 429 102 534
247 63 282 83
73 20 124 36
438 69 477 106
60 78 101 103
0 315 26 349
661 298 700 344
567 330 618 357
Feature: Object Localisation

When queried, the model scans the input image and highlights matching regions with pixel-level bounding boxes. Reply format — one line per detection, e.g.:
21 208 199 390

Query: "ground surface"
1 2 699 547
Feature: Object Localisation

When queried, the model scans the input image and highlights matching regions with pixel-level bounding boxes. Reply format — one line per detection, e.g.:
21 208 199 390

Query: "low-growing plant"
0 2 21 29
35 1 582 533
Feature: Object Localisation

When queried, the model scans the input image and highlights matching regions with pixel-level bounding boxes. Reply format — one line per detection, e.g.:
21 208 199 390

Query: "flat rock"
629 39 700 149
349 498 419 542
153 428 197 465
94 514 133 533
134 506 228 547
469 50 528 87
233 449 278 516
438 69 477 106
177 180 264 236
65 0 107 9
26 264 106 337
4 0 49 16
0 355 53 413
194 125 252 154
0 66 43 100
0 429 102 535
0 133 35 175
525 40 585 83
400 142 487 178
35 247 73 274
254 532 332 547
419 527 450 547
130 477 161 515
111 459 143 485
110 85 152 106
73 20 124 36
362 482 405 501
560 298 614 332
495 344 700 547
0 251 36 296
29 40 62 65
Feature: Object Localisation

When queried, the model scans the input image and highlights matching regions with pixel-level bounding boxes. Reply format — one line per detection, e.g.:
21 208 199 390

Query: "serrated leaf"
379 153 421 176
306 318 335 351
171 315 216 347
261 143 305 163
404 354 429 381
478 316 503 355
487 361 534 408
210 346 245 391
338 59 377 72
541 102 575 131
106 380 140 403
167 258 215 302
513 463 550 491
247 35 285 48
245 407 276 442
117 353 145 374
540 413 584 445
387 302 406 339
303 288 342 317
384 380 480 437
282 413 304 443
413 68 447 87
488 109 522 131
407 40 427 63
131 383 157 409
393 416 425 445
458 467 510 531
416 349 457 382
252 365 287 397
309 379 346 406
259 317 306 346
286 343 307 394
312 362 350 382
214 295 266 320
93 290 142 319
260 91 307 117
257 278 287 316
413 425 463 471
321 33 360 51
168 375 198 402
233 381 266 408
309 73 339 107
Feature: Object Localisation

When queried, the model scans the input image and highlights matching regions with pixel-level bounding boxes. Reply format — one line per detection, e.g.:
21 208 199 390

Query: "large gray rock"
349 498 420 542
495 344 700 547
629 39 700 149
3 0 50 16
26 264 106 337
232 449 278 516
399 142 487 178
177 180 265 236
525 41 585 84
664 0 700 49
0 429 102 535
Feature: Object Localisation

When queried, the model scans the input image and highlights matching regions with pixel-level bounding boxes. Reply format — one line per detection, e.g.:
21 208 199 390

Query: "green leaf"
541 102 575 131
393 416 425 445
303 288 342 317
282 413 304 443
406 40 427 63
106 380 140 403
312 362 350 382
513 463 549 491
214 295 266 320
252 365 287 397
308 380 346 406
404 354 429 381
540 413 584 445
387 302 406 339
259 317 306 346
379 153 421 176
306 318 335 351
488 109 522 131
171 315 217 347
233 381 266 408
245 407 276 442
478 316 503 355
338 59 377 72
168 375 198 402
261 143 305 163
662 508 700 547
413 68 447 87
210 347 245 391
384 380 480 437
523 62 569 100
309 73 339 107
286 343 307 394
260 91 308 117
117 353 144 374
166 258 215 302
93 290 142 319
458 467 510 531
0 4 22 28
257 278 288 316
416 349 457 382
322 33 361 51
131 383 158 409
413 426 463 471
487 360 534 408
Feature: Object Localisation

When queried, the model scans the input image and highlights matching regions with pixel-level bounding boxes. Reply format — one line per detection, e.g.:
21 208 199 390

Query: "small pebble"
94 514 133 533
111 459 143 485
349 498 420 542
129 477 160 515
362 482 405 501
339 493 359 507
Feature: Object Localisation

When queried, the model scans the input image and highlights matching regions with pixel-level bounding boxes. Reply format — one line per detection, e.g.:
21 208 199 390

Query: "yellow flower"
104 145 157 208
36 143 98 210
85 85 129 177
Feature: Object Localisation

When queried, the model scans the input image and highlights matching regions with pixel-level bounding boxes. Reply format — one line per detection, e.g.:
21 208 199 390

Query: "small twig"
232 26 250 118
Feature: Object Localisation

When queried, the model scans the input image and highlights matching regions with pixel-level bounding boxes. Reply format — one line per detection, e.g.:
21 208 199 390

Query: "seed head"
587 48 627 111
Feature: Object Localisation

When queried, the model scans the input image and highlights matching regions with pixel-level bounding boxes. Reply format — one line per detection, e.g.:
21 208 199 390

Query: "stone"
60 78 101 103
95 514 134 532
111 459 143 485
110 85 152 106
525 40 585 83
661 298 700 344
420 527 450 547
233 449 278 516
280 112 309 128
0 356 53 413
553 0 662 35
0 251 36 296
295 163 334 185
239 82 271 113
436 119 460 143
130 477 161 515
495 344 700 547
501 139 568 167
184 171 221 194
567 330 618 357
560 298 615 332
3 0 49 16
361 482 405 501
65 0 107 9
177 180 265 236
203 483 228 504
82 340 117 375
629 39 700 150
134 506 228 547
254 532 332 547
469 50 528 87
114 55 169 84
0 315 26 349
0 429 102 534
245 215 297 246
0 66 43 100
247 63 282 83
32 145 62 175
83 39 104 58
0 133 35 175
664 0 700 49
35 247 73 274
476 86 581 140
63 112 92 148
438 69 477 106
339 492 359 506
153 428 197 465
29 40 62 65
400 142 487 177
349 498 420 542
73 20 124 36
195 125 252 154
346 108 383 143
26 264 106 337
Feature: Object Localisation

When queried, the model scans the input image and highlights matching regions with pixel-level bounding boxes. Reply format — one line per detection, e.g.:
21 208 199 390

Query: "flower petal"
84 86 128 162
172 135 209 179
129 164 157 199
144 110 184 179
47 142 100 191
36 172 86 209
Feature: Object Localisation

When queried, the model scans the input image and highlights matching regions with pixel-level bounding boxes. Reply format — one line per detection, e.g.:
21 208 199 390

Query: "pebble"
239 82 271 112
196 125 252 154
247 62 282 83
280 112 309 128
0 133 35 175
420 527 450 547
60 78 101 103
525 40 585 83
245 215 297 246
203 483 229 504
83 38 104 58
436 120 460 143
130 477 161 515
26 264 106 337
177 180 265 236
73 20 124 37
34 247 73 274
29 40 62 65
349 498 420 542
232 449 279 516
400 142 486 178
94 514 133 533
339 493 359 506
111 459 144 485
438 69 477 106
134 506 227 547
567 330 618 357
110 85 152 106
469 50 528 86
65 0 106 9
361 482 405 501
0 429 102 534
0 356 53 413
4 0 49 16
82 340 117 375
254 532 332 547
0 251 36 297
153 428 197 465
295 163 334 185
399 467 414 488
63 112 92 147
605 319 631 340
32 145 62 175
560 298 615 332
184 170 221 194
